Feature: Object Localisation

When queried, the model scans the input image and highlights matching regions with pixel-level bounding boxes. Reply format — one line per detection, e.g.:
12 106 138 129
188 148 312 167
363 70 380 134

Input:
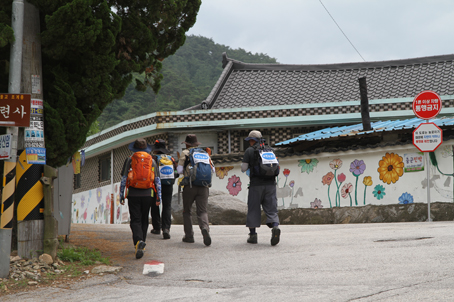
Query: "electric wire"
319 0 366 62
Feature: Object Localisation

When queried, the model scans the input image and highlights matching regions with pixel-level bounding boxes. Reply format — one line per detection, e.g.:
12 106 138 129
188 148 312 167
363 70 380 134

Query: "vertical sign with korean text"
0 134 12 159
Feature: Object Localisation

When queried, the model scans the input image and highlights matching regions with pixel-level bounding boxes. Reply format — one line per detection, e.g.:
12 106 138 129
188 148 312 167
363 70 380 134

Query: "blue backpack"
184 148 213 187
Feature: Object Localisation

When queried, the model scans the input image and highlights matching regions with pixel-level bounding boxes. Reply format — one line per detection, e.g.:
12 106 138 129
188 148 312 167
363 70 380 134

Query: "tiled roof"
276 117 454 146
205 53 454 109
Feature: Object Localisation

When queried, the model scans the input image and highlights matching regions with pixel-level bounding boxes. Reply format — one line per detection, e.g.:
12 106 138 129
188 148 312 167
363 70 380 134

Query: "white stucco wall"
210 142 454 209
71 142 454 224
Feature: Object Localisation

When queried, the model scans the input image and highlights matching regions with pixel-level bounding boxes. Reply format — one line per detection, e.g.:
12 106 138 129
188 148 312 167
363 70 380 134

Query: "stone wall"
276 202 454 225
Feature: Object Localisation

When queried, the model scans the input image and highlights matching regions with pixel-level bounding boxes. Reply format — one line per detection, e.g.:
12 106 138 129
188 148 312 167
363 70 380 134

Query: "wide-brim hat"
151 139 170 154
181 134 201 147
244 130 262 141
128 138 152 153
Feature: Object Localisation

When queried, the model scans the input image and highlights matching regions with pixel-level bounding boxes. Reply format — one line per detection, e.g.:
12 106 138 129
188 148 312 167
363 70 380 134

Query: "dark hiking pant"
128 195 153 245
182 185 209 236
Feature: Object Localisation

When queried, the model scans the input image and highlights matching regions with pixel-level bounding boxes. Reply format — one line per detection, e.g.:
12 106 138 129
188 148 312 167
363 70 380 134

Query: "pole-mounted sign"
412 90 442 120
412 90 443 223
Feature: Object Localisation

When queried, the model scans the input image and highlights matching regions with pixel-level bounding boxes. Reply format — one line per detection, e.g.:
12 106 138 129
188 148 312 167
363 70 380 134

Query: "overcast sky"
187 0 454 65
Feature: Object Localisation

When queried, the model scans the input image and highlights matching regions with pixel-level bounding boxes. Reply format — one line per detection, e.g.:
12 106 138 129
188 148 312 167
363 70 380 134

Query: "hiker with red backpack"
149 139 178 239
241 130 281 246
177 134 214 246
119 138 162 259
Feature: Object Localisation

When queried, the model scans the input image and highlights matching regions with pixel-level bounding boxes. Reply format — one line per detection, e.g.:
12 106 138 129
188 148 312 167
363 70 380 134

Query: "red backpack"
126 152 156 190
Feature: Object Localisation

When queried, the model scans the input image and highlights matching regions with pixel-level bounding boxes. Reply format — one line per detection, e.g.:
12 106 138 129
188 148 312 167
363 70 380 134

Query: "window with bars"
99 155 111 182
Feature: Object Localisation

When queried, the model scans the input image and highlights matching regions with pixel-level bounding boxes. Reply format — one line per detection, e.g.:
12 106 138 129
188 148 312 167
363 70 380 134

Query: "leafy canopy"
0 0 200 167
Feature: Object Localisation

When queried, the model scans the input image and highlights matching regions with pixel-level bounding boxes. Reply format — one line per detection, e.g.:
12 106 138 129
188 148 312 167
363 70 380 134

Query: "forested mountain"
96 35 277 131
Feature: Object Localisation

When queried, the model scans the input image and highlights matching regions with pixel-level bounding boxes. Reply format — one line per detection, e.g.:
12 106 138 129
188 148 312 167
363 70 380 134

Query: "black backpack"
251 140 280 178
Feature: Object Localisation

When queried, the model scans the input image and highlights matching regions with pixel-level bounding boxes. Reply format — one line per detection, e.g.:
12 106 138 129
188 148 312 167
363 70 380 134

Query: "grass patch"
57 246 109 265
1 238 111 297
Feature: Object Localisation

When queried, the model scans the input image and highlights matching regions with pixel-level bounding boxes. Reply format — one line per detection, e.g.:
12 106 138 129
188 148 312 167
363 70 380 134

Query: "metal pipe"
0 0 25 278
228 130 231 153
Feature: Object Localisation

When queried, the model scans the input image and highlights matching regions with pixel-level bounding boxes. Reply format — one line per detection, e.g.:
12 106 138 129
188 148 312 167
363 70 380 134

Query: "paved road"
5 221 454 301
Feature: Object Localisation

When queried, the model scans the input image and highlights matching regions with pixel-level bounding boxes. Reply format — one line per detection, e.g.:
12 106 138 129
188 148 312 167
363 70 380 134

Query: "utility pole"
0 0 24 278
16 0 45 259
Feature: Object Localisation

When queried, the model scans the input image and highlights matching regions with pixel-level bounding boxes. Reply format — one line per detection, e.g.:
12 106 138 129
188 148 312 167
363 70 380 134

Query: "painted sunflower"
298 158 319 174
215 166 234 179
377 153 404 184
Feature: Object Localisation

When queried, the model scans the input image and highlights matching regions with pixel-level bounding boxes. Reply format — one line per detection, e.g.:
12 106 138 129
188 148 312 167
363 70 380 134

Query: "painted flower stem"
334 170 339 207
327 185 332 208
349 193 353 207
282 178 287 207
363 186 367 205
354 176 359 206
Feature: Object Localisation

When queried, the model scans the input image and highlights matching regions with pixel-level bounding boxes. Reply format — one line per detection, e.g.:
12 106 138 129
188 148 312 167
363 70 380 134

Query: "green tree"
0 0 200 167
97 35 278 130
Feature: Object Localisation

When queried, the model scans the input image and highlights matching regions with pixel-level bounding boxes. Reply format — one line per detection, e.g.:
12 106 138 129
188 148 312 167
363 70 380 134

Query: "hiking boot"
271 226 281 246
201 229 211 246
247 233 257 244
135 241 146 259
182 235 194 243
150 229 160 235
162 229 171 240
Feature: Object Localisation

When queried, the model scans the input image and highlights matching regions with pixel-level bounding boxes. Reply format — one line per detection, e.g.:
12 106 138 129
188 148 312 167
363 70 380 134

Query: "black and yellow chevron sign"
0 161 16 229
15 150 44 221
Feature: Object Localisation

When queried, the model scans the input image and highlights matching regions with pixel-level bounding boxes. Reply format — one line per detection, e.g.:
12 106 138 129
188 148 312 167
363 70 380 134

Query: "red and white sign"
412 90 442 120
413 122 443 152
143 260 164 276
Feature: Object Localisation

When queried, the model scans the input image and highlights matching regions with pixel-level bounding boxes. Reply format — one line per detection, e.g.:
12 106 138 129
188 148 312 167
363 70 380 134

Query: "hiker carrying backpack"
119 138 162 259
241 130 281 246
182 147 214 187
251 139 280 178
150 139 178 239
177 134 213 246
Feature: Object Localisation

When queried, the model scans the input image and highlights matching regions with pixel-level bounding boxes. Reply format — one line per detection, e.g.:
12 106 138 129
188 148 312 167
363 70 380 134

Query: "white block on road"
143 260 164 276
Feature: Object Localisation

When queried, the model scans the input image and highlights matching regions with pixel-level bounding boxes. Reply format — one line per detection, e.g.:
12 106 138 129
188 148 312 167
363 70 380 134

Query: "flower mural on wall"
298 158 319 174
226 175 242 196
341 183 353 206
80 195 85 208
329 159 343 207
362 176 373 205
330 159 342 170
373 184 386 200
349 159 366 206
216 166 234 179
96 188 102 203
378 153 404 184
311 198 323 209
278 168 292 207
322 172 335 208
398 192 414 204
336 173 346 206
